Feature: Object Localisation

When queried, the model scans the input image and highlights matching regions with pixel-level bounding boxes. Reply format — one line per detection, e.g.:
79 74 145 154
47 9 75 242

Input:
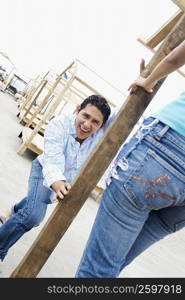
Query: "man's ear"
73 105 81 114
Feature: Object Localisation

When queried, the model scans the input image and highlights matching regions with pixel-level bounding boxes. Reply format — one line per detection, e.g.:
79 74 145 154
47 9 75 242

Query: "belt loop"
156 125 169 140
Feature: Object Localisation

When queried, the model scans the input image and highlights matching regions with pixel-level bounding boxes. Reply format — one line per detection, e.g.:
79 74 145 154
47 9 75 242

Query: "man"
0 94 112 261
76 41 185 278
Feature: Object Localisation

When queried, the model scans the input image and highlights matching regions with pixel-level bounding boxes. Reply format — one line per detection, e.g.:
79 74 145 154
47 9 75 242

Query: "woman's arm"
128 40 185 93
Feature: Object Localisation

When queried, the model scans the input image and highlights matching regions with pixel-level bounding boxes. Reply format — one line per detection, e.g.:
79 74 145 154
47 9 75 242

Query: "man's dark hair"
79 95 111 125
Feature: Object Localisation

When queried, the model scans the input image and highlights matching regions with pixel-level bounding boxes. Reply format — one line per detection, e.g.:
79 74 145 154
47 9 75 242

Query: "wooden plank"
171 0 185 11
22 127 44 155
59 80 87 100
137 36 185 77
16 96 26 106
75 76 117 107
21 80 48 121
19 107 44 120
24 118 46 134
10 14 185 278
17 72 76 155
20 77 45 111
93 186 104 203
76 58 126 96
146 10 183 48
22 62 77 131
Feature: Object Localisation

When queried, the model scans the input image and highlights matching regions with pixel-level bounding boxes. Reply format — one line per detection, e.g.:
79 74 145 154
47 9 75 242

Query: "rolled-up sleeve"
41 117 67 188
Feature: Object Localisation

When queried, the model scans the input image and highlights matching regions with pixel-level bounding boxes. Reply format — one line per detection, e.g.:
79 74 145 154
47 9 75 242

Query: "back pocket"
124 149 185 210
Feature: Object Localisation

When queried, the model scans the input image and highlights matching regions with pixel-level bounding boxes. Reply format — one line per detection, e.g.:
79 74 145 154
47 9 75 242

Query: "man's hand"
128 59 156 94
51 180 71 201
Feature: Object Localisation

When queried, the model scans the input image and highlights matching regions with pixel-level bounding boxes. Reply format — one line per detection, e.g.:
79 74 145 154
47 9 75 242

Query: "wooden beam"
21 80 48 121
17 74 76 155
75 76 117 107
20 72 49 111
146 10 183 48
76 58 126 96
20 80 43 112
171 0 185 11
137 35 185 77
10 14 185 277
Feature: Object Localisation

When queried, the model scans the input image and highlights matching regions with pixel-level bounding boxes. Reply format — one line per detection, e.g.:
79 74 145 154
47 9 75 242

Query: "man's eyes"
82 114 100 125
93 120 100 126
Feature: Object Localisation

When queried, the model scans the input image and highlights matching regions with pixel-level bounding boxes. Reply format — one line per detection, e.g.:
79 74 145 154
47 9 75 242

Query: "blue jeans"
0 159 52 261
76 117 185 277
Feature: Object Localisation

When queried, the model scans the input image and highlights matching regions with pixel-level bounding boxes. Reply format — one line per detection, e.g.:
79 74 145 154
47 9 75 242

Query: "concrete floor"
0 91 185 278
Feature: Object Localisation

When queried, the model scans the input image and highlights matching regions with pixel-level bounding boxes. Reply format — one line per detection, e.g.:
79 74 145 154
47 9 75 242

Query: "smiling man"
0 95 112 261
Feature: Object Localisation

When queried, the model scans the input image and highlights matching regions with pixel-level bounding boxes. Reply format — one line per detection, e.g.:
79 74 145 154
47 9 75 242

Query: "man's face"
75 104 104 142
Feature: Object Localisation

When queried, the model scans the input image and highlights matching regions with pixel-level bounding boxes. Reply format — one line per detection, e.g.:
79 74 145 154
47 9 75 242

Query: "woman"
76 40 185 278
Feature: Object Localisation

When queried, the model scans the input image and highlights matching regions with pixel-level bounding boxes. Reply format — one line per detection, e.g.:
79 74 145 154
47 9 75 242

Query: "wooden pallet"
21 127 44 155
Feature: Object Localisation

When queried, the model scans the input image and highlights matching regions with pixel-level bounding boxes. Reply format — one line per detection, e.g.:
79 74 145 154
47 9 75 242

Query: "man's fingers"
60 186 69 195
57 190 64 200
66 183 71 190
61 183 71 194
53 183 72 201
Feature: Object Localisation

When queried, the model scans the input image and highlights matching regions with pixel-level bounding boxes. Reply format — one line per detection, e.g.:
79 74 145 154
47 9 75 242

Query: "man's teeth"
80 127 89 132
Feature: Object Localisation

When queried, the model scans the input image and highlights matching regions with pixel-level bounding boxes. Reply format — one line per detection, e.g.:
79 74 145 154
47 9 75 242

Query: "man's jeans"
76 117 185 277
0 159 52 261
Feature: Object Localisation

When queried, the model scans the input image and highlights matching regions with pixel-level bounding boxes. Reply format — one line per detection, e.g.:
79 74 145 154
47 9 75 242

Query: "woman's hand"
128 59 156 94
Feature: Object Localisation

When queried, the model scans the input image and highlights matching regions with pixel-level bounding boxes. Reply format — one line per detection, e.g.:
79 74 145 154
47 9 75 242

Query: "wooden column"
20 72 49 111
24 61 76 128
17 74 75 155
11 14 185 277
20 79 48 121
139 10 183 49
171 0 185 10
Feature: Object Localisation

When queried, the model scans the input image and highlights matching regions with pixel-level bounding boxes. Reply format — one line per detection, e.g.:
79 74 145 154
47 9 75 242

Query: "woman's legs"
121 205 185 273
76 178 149 278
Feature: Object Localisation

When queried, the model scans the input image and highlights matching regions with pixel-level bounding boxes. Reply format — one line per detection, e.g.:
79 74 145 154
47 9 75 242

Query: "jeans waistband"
142 117 185 152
